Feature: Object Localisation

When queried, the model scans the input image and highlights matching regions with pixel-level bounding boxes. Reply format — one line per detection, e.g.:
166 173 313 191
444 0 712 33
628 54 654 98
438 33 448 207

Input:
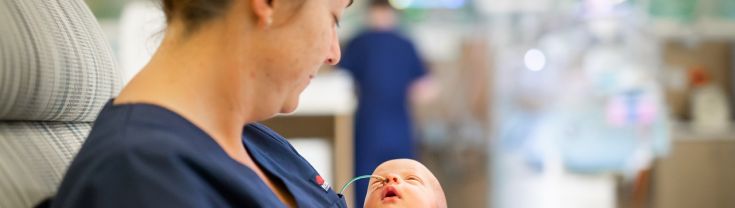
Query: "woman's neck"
115 27 255 161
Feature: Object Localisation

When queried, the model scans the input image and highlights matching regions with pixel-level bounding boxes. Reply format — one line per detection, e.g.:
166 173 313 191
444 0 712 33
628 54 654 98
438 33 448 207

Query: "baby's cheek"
407 187 434 206
363 192 382 208
366 188 381 200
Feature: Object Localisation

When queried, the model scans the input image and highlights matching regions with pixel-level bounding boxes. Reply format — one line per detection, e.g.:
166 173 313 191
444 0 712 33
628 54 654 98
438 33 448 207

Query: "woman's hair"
161 0 315 34
370 0 394 8
162 0 233 32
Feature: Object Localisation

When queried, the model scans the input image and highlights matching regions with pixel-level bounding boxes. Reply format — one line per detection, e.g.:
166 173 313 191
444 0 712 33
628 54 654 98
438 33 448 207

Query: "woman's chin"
279 101 299 114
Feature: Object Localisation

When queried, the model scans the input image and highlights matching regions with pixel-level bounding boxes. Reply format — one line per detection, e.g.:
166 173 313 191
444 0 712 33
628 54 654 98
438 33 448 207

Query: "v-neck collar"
242 126 301 207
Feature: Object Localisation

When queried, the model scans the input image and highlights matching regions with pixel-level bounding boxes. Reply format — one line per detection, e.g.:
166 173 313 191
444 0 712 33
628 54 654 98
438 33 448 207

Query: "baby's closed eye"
405 175 424 184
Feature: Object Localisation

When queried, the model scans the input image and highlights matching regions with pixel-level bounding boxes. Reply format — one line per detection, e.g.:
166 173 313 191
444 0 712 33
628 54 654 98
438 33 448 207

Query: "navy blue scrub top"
51 100 347 208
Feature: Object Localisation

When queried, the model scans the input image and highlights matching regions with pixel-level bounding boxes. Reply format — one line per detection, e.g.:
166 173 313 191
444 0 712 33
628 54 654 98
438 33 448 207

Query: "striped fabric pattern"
0 0 122 122
1 0 123 207
0 122 90 208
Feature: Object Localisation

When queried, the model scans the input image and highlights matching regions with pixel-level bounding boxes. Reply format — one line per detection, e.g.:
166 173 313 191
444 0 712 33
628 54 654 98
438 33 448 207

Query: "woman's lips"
381 185 401 202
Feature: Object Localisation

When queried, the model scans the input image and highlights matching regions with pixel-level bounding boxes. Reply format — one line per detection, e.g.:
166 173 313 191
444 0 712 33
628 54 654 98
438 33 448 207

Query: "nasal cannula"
338 175 387 195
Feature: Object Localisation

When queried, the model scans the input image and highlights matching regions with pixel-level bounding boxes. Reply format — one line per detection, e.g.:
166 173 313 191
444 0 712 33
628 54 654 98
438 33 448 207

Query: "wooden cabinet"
653 131 735 208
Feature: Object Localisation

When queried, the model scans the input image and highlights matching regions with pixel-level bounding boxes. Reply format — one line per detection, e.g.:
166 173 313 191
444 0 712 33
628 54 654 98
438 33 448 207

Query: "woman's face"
246 0 349 115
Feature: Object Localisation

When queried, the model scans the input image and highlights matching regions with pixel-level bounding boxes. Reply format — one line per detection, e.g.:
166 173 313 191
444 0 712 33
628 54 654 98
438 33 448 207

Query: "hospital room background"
17 0 735 207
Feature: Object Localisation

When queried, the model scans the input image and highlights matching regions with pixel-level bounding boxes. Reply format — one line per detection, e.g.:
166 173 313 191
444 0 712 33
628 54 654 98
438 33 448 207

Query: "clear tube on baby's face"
368 175 388 188
371 175 387 183
371 174 425 185
339 175 386 195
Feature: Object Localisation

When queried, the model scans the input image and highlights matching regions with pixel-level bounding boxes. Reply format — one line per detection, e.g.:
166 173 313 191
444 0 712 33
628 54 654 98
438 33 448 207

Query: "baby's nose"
386 174 401 184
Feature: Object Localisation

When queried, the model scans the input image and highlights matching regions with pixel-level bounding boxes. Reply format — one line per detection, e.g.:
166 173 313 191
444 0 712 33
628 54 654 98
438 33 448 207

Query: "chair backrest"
0 0 122 207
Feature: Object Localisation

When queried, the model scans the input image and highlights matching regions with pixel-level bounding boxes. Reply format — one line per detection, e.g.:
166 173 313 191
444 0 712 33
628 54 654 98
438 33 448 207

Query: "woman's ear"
250 0 274 28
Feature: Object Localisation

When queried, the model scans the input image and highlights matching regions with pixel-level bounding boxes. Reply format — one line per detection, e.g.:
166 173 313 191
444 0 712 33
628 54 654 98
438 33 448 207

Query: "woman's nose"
324 36 341 65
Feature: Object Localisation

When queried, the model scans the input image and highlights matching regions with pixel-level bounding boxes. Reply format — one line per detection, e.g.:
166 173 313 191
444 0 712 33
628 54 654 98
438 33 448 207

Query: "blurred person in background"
338 0 429 206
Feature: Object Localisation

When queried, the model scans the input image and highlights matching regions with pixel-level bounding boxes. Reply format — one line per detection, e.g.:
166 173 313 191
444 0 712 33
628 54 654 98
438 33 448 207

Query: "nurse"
51 0 352 207
338 0 428 206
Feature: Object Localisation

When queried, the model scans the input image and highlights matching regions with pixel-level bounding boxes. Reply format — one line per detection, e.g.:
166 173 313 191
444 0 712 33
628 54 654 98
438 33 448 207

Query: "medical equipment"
339 175 387 195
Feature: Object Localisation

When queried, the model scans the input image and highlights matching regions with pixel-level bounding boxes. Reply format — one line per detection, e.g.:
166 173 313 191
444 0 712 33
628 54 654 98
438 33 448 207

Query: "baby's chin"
365 198 414 208
365 202 406 208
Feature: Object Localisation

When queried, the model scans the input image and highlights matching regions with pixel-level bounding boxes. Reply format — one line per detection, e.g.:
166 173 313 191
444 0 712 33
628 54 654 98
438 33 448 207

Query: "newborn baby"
364 159 447 208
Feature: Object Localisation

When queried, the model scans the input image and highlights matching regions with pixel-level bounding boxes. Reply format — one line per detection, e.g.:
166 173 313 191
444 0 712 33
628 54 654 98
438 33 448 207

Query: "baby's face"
364 159 445 208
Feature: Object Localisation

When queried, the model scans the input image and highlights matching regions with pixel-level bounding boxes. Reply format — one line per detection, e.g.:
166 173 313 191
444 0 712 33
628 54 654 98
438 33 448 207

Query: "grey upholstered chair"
0 0 122 207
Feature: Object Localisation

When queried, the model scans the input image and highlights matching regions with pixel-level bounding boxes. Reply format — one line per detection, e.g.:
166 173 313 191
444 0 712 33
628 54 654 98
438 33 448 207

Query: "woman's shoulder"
76 101 221 168
54 104 241 205
89 101 211 143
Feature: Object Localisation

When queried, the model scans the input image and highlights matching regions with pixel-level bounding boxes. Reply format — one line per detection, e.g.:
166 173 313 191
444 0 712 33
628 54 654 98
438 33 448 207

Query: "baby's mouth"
381 186 401 201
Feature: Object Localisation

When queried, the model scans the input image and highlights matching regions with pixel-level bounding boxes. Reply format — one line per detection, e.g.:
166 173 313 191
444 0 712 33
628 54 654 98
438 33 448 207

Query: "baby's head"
364 159 446 208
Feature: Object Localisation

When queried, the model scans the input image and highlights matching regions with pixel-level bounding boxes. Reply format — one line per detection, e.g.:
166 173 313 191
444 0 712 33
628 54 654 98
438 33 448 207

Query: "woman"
51 0 352 207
